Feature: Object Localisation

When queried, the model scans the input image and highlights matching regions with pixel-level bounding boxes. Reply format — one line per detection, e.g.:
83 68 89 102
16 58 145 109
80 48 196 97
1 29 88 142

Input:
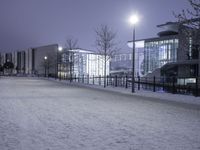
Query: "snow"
0 77 200 150
48 77 200 106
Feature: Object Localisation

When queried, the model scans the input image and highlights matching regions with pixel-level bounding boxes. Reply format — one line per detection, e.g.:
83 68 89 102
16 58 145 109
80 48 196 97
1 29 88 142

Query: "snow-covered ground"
0 77 200 150
52 78 200 106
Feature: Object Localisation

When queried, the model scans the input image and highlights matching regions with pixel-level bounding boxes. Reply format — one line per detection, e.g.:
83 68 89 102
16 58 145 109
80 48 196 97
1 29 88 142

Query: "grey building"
0 44 58 76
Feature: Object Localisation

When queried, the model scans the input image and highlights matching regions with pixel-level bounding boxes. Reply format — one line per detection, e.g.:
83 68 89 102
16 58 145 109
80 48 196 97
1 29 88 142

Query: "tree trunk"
104 54 106 88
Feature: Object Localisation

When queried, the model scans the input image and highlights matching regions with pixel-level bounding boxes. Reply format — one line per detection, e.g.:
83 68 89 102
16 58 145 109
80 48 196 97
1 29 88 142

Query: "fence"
58 74 200 97
1 73 199 97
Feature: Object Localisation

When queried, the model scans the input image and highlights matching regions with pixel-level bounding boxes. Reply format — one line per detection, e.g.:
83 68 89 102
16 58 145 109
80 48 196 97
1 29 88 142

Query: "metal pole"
45 65 46 77
132 26 135 93
115 75 117 87
47 63 49 78
56 49 58 79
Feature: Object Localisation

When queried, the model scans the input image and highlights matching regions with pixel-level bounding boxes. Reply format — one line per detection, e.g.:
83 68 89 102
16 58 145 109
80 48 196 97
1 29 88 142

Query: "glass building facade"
144 38 178 75
59 49 109 77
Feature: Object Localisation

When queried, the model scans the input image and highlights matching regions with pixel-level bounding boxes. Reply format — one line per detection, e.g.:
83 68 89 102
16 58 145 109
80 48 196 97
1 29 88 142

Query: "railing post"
104 75 106 88
99 75 101 85
153 76 156 92
138 76 140 91
74 74 76 82
196 77 199 97
115 75 117 87
125 75 128 89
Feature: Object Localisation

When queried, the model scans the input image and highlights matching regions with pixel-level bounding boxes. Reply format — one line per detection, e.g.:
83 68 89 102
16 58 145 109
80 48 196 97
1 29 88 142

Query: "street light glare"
44 56 48 60
129 15 139 25
58 46 63 52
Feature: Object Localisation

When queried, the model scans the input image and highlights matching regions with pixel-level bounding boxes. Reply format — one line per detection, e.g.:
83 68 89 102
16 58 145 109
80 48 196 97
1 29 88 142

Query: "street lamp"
57 46 63 80
129 14 139 93
58 46 63 52
44 56 48 77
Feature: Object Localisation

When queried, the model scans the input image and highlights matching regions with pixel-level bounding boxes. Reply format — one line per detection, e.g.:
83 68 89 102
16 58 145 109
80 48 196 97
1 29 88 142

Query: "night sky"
0 0 190 52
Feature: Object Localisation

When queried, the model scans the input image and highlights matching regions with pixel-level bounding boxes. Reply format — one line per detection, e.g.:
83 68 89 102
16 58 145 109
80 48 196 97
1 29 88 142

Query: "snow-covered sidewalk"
46 77 200 106
0 77 200 150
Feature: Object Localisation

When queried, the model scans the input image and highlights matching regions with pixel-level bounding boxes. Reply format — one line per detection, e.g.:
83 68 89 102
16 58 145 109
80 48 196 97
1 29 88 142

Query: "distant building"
0 44 58 76
58 49 110 77
0 45 109 77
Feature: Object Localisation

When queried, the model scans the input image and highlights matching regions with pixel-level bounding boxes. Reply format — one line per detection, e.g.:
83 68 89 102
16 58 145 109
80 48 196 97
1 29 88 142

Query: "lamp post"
44 56 48 77
57 46 63 80
129 14 139 93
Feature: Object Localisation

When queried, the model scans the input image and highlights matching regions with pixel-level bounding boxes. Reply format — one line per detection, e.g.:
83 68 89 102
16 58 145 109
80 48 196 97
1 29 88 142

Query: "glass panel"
143 38 178 75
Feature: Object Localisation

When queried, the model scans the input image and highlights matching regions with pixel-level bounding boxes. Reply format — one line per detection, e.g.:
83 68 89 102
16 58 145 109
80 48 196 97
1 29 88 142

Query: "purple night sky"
0 0 190 52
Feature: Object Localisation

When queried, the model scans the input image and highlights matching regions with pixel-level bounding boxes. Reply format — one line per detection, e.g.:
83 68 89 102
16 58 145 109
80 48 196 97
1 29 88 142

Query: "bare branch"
95 25 119 59
173 0 200 59
65 37 79 50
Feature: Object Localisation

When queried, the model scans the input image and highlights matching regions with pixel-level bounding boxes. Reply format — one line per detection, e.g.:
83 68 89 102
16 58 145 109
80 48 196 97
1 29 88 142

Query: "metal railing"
1 73 199 97
59 74 200 97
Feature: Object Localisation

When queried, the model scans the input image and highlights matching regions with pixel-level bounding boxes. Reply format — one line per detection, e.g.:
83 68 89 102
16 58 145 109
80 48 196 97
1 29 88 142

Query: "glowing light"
58 46 63 52
129 14 139 25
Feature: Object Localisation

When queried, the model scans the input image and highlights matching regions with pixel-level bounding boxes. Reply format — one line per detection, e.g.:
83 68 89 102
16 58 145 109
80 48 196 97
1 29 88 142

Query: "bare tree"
65 37 79 79
174 0 200 58
174 0 200 76
95 25 119 87
65 37 79 50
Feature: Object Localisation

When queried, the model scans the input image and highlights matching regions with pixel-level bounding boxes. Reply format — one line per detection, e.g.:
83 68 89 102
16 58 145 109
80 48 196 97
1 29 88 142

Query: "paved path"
0 77 200 150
